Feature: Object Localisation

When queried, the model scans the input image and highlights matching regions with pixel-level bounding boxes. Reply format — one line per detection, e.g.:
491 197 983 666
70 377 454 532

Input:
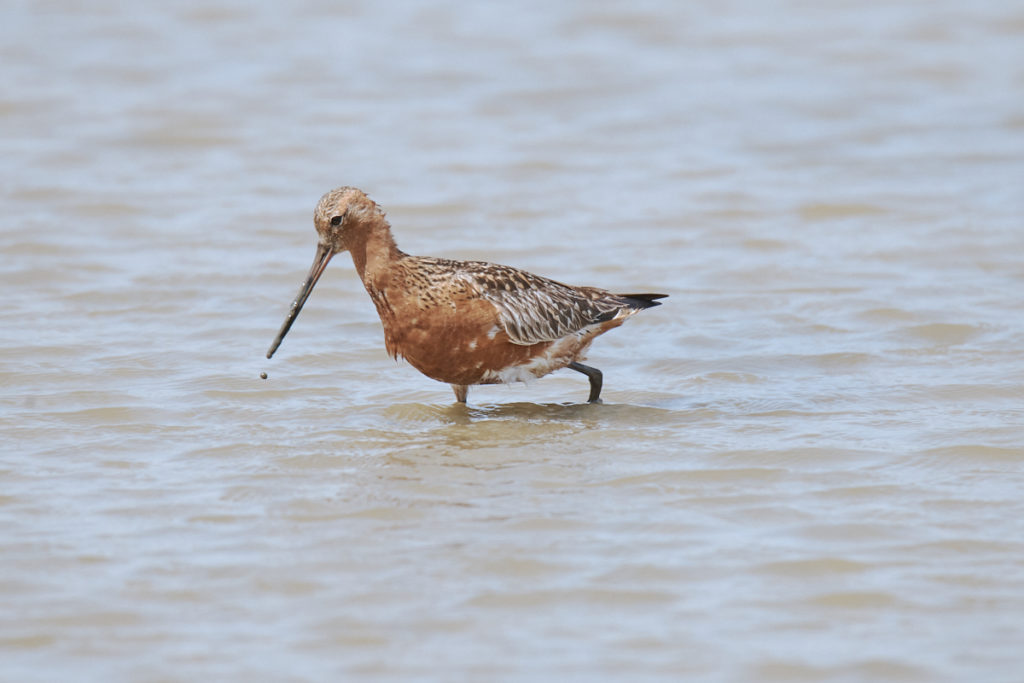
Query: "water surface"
2 1 1024 680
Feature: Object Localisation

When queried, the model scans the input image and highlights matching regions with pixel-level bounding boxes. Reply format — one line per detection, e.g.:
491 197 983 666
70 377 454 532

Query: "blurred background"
2 1 1023 680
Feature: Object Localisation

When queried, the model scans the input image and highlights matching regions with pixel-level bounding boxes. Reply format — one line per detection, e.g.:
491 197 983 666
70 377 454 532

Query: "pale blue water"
2 1 1024 681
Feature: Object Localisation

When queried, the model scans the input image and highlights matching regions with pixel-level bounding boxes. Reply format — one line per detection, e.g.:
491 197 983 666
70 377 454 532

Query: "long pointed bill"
266 242 334 359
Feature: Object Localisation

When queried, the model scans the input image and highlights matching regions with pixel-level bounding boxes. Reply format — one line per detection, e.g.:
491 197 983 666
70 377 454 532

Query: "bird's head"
266 186 384 359
313 186 385 255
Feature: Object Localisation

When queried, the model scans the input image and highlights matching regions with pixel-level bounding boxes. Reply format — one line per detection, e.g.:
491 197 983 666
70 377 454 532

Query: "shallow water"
3 1 1024 681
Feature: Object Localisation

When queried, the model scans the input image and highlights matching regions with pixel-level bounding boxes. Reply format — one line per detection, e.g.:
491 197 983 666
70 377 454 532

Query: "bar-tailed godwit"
267 187 666 403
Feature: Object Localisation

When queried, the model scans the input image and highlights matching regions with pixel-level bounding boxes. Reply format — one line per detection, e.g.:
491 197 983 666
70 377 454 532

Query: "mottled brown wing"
455 261 629 345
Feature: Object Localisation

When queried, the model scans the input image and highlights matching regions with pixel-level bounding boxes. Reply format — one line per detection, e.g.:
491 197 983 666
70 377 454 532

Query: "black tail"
619 293 668 309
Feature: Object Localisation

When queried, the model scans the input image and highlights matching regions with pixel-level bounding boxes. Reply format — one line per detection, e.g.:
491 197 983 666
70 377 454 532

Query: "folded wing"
455 261 666 346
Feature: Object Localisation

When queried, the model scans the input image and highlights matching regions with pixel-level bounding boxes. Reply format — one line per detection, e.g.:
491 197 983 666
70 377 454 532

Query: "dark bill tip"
266 243 333 359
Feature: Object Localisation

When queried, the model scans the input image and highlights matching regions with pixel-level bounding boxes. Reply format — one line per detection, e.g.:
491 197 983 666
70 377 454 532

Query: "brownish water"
3 1 1024 681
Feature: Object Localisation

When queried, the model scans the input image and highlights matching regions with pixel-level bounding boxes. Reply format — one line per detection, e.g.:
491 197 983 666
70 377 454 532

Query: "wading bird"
267 187 666 403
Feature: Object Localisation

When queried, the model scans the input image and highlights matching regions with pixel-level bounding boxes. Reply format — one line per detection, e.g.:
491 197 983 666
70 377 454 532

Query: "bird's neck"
348 215 404 288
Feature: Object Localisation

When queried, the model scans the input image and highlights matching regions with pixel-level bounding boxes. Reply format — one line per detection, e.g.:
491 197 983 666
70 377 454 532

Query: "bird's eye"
330 215 343 226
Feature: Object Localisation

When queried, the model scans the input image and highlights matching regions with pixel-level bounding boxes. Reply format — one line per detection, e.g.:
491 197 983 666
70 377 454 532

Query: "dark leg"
451 384 468 403
568 362 603 403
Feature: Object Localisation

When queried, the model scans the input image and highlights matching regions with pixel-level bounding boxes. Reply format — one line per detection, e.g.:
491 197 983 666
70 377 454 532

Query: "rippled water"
3 1 1024 680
